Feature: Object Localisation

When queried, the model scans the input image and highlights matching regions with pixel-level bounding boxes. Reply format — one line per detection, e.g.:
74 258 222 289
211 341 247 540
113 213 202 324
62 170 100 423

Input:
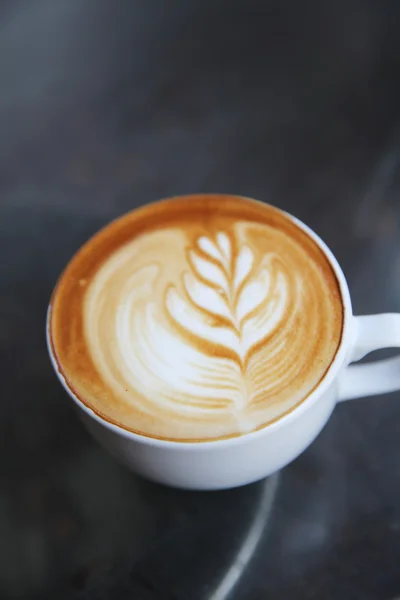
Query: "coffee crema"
49 195 343 441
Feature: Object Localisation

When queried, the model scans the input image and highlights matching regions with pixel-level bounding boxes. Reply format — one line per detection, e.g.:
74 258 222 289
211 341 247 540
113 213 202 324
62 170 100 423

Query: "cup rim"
47 195 353 450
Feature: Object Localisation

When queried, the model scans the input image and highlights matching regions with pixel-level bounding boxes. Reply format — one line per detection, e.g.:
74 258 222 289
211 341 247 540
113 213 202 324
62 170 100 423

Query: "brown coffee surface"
49 195 343 441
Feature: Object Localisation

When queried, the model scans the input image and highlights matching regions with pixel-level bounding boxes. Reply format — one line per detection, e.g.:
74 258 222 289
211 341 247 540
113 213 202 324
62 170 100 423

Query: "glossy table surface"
2 1 400 598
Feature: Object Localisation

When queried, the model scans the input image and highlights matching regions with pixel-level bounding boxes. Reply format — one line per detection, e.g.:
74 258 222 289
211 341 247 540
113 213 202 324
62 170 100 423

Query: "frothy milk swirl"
50 197 343 441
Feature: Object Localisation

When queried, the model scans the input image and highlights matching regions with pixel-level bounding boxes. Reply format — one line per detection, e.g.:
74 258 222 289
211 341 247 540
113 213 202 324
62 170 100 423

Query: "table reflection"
209 474 279 600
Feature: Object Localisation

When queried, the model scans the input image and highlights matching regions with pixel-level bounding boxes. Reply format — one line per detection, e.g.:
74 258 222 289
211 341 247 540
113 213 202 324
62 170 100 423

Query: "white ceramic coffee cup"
47 210 400 490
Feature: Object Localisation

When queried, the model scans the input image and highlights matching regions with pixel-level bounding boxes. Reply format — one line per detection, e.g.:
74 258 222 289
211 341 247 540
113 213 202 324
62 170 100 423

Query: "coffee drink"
49 195 343 441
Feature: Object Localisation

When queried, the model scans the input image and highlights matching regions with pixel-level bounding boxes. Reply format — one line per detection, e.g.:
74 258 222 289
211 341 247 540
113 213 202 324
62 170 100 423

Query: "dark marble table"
2 1 400 598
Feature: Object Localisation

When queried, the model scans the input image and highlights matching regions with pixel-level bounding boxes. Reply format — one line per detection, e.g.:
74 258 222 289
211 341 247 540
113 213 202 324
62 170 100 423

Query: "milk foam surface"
50 195 343 441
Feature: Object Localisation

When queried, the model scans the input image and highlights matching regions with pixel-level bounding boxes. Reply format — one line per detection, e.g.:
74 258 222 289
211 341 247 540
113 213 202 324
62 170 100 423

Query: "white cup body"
77 383 338 489
47 208 355 490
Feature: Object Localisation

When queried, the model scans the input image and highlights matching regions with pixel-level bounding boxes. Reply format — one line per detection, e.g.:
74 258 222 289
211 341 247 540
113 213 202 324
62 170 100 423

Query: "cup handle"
338 314 400 401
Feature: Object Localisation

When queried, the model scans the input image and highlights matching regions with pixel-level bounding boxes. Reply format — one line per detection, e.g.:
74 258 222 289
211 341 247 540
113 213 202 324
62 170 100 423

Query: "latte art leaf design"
54 196 343 442
165 231 289 364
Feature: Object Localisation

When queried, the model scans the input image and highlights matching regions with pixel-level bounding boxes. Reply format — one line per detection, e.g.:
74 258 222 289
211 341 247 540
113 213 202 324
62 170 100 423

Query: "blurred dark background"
2 1 400 598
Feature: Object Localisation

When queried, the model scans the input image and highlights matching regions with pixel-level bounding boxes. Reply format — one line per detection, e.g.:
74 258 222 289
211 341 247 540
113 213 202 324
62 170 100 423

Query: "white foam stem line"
208 473 279 600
